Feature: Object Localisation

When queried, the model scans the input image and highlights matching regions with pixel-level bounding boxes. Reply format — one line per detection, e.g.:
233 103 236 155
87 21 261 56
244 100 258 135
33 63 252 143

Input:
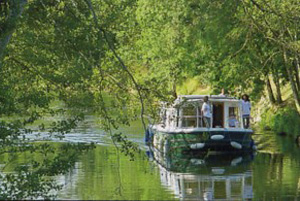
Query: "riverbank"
254 101 300 138
252 83 300 138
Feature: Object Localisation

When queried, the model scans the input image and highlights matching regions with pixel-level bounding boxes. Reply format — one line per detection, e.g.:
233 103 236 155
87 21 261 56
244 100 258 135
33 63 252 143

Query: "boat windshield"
179 102 205 128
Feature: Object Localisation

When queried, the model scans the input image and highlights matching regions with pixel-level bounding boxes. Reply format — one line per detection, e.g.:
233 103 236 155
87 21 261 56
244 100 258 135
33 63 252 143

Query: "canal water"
3 115 300 200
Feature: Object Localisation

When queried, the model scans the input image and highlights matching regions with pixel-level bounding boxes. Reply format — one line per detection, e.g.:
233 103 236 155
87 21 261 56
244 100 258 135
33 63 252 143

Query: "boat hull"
146 128 255 157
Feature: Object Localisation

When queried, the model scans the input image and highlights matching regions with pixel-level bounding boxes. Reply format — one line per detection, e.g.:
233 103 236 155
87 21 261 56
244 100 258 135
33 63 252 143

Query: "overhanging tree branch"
84 0 147 132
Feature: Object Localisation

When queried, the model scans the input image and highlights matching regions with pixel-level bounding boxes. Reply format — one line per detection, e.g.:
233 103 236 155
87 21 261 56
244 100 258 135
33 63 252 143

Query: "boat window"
181 105 197 128
228 106 241 128
180 103 204 128
182 105 196 116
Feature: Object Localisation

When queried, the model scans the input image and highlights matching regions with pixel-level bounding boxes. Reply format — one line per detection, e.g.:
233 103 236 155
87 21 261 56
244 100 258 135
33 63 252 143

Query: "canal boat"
145 95 255 156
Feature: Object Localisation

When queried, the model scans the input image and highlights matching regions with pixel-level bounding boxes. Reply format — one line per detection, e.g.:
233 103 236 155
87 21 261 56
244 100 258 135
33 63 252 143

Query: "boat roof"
178 95 237 100
174 95 241 105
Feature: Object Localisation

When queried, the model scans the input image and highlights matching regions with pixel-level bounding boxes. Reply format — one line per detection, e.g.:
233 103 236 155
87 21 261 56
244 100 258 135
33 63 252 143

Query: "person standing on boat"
201 96 212 128
242 94 251 129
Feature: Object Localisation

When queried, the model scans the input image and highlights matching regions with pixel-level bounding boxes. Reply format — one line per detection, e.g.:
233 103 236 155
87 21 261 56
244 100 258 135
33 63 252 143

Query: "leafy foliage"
112 132 140 161
260 106 300 136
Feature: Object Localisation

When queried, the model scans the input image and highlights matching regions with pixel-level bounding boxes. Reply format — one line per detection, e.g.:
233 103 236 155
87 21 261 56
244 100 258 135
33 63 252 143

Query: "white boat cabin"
160 95 245 129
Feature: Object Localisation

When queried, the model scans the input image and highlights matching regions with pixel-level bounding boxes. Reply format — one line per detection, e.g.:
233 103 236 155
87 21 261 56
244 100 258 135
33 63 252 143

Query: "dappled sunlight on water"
24 115 146 147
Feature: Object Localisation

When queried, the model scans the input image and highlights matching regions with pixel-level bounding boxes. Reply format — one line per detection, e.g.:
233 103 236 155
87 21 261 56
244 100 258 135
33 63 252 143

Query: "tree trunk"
294 57 300 93
0 35 12 64
172 80 177 99
283 48 300 108
0 0 27 68
272 68 283 104
266 75 276 104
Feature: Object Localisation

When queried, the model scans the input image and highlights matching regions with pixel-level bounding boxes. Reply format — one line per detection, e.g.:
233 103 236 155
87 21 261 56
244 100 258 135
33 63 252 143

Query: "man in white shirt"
201 96 212 128
242 94 251 128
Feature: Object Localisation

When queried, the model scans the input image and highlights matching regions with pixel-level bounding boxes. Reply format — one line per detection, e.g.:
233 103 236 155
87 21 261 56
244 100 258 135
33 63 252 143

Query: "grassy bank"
253 84 300 137
258 105 300 137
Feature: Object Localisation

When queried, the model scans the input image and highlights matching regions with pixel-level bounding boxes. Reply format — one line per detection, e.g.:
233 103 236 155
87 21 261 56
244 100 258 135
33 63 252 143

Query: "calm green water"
3 115 300 200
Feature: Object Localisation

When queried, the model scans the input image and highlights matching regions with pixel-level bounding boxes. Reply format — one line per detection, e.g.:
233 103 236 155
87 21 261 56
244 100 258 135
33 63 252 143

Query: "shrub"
260 106 300 137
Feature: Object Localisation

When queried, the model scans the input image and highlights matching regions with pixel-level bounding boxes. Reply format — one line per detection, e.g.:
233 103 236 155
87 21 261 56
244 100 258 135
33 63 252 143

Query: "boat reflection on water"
147 149 254 200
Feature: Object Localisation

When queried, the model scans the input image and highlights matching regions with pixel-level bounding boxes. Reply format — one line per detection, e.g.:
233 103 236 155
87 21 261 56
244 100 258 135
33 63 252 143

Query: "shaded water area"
2 115 300 200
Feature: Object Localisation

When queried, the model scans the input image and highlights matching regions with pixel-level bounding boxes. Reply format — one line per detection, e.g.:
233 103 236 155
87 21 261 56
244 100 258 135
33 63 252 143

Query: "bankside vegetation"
0 0 299 199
